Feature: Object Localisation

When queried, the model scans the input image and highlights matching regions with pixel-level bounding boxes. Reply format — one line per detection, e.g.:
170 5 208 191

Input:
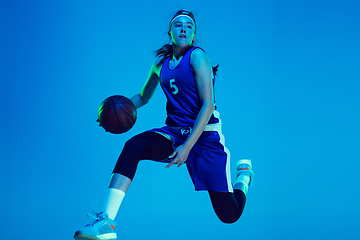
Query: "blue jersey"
160 47 220 127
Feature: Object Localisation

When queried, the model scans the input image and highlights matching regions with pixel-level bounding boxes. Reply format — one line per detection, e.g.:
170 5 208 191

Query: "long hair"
155 10 219 75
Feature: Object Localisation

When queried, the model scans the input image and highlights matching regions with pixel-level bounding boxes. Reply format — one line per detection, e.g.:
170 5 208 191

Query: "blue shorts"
147 126 233 192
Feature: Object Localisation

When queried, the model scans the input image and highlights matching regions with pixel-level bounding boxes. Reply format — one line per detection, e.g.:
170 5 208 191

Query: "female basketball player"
74 10 254 240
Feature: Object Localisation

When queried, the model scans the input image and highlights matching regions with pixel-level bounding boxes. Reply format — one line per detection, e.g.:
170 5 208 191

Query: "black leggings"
113 131 246 223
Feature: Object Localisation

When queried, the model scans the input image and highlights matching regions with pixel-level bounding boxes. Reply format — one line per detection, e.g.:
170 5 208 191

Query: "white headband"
169 14 195 27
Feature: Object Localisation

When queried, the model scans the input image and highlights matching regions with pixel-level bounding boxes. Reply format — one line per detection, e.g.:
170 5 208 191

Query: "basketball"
97 95 137 134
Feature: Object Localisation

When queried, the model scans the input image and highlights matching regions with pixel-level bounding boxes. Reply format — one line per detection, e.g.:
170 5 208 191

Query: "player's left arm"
166 49 214 168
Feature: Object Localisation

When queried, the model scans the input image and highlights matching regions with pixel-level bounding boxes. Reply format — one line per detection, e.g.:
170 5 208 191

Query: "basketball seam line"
118 103 136 125
112 104 123 132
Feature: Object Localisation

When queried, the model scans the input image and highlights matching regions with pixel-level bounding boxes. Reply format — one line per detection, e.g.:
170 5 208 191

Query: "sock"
234 175 250 196
236 174 250 186
102 188 125 220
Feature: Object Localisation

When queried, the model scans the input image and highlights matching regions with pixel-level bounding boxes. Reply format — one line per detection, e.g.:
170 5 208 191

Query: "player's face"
169 16 196 47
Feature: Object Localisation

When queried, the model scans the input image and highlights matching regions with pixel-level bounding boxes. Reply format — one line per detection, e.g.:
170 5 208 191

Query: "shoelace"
85 207 104 227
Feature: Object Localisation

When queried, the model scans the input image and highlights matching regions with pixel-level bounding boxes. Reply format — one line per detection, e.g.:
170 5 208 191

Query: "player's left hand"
166 144 190 168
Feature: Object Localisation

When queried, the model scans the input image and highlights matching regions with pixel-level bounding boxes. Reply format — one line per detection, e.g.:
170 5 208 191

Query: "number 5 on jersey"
170 79 179 95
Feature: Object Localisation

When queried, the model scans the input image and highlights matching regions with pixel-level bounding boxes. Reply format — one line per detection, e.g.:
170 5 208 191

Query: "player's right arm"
130 59 162 109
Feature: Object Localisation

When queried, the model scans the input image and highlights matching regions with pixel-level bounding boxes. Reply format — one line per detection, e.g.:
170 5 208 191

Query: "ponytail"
212 64 219 76
155 44 173 67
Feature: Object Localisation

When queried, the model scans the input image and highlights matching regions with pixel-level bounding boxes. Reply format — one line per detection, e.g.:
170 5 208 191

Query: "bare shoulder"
191 48 211 69
191 48 207 60
151 56 163 76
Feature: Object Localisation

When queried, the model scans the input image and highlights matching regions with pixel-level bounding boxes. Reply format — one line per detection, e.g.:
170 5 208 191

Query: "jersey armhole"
190 47 214 80
189 47 204 73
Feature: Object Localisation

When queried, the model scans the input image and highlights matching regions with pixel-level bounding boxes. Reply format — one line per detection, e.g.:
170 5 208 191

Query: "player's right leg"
74 132 173 239
208 159 254 224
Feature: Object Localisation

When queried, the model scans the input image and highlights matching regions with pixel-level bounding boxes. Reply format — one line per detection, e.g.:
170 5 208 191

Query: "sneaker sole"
74 232 98 240
74 232 117 240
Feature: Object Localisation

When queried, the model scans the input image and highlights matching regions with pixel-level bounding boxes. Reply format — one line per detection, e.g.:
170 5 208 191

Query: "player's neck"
172 45 191 60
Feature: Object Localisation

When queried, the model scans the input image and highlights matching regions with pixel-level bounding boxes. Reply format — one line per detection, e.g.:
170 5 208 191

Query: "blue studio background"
1 1 359 239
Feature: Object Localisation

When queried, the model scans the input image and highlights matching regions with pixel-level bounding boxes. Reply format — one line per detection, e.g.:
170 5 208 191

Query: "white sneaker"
74 207 117 240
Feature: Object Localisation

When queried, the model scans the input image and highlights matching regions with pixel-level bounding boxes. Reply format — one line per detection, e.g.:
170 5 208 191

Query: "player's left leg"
208 190 246 223
208 159 254 223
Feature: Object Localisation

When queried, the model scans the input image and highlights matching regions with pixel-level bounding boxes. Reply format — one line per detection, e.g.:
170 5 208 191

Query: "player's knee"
123 134 145 155
218 215 239 224
214 209 241 224
123 136 139 152
113 136 143 179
